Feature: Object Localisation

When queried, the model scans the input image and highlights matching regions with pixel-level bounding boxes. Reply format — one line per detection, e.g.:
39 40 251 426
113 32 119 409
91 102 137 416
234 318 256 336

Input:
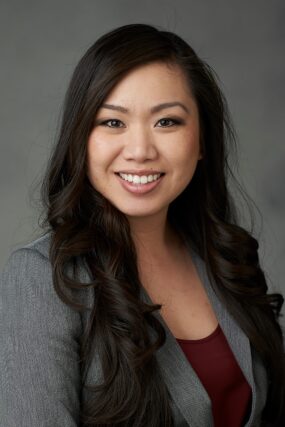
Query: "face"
86 61 202 221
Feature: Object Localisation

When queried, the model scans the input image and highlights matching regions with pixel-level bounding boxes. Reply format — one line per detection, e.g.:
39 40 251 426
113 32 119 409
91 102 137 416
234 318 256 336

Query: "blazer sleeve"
0 248 82 427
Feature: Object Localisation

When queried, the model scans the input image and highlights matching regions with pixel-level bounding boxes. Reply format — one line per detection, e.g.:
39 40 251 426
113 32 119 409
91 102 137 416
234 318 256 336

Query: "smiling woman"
86 61 202 217
1 23 284 427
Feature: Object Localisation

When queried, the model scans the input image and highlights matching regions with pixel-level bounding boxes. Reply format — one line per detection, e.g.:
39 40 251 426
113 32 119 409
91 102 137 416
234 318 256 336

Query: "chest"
141 260 219 340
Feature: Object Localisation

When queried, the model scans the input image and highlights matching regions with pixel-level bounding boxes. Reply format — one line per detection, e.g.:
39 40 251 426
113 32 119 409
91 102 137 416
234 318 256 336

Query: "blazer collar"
140 239 256 427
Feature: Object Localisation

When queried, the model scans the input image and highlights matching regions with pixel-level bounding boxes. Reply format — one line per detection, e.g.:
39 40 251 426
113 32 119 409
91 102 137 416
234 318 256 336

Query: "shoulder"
0 232 58 315
1 231 50 275
1 232 53 288
23 230 52 258
11 230 52 261
1 230 92 306
0 231 89 348
2 230 91 282
1 231 93 312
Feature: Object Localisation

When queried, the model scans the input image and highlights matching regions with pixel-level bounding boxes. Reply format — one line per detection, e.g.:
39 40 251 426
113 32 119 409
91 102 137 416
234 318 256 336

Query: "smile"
118 172 164 185
115 172 165 194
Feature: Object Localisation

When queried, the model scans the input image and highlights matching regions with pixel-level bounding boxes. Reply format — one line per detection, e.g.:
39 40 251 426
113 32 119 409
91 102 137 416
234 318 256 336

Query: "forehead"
101 61 194 108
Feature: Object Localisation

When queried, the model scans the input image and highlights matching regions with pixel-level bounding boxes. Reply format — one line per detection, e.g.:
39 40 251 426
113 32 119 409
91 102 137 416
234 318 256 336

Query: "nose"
122 126 158 162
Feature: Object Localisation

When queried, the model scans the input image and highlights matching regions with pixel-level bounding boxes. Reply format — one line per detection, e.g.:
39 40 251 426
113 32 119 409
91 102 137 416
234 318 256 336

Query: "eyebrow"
100 101 190 114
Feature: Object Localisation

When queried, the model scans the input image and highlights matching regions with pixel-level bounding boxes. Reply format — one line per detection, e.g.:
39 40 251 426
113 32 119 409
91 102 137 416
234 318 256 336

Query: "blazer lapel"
140 239 258 427
187 243 254 385
186 242 259 426
140 286 214 426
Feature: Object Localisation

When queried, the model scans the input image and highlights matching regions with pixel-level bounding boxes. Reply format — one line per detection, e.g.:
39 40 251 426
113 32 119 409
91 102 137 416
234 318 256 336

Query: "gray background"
1 1 284 316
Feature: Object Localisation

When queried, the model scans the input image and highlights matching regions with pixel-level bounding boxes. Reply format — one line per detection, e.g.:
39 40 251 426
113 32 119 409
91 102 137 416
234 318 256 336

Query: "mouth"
115 172 165 185
114 172 165 194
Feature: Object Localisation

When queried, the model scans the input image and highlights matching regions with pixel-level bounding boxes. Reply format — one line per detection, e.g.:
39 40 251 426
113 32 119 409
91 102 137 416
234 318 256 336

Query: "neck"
127 210 183 262
127 211 192 291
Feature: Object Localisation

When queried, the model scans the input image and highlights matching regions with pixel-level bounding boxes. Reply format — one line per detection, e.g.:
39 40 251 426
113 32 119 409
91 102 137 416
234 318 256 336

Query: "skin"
86 62 219 340
86 61 202 265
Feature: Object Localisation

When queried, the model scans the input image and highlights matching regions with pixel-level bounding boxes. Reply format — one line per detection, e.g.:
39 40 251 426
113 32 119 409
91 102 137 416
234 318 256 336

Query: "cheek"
170 138 200 184
171 132 200 167
86 137 106 177
87 132 121 166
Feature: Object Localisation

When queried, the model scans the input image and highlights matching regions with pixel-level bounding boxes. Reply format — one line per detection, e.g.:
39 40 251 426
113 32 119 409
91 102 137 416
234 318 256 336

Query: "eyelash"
98 117 182 128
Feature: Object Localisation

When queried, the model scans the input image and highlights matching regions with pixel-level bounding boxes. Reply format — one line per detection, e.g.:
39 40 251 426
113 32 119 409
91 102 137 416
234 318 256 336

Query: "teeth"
119 173 162 184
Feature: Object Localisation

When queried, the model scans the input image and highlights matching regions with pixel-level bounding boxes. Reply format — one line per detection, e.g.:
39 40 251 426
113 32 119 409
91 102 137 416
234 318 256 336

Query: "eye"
97 117 182 128
99 119 124 128
156 118 182 127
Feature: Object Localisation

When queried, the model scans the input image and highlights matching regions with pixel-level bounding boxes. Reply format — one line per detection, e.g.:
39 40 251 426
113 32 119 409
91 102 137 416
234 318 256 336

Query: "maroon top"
176 324 252 427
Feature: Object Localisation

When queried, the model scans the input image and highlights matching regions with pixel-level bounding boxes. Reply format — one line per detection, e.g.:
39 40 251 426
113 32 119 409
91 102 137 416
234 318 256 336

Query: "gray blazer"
0 232 269 426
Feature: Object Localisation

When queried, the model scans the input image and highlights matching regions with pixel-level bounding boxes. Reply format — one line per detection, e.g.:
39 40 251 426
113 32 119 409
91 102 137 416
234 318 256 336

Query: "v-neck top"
176 324 252 427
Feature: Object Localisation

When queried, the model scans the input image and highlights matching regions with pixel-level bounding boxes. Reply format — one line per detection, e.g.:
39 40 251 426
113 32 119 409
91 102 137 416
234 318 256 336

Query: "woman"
1 23 284 427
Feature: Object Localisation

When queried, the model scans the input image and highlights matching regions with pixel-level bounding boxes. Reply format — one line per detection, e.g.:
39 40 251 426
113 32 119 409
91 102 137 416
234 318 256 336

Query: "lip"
115 170 164 177
115 172 164 195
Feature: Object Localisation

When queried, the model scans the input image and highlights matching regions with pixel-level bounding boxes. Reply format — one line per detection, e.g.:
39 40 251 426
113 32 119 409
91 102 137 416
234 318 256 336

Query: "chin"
113 203 168 220
119 208 158 218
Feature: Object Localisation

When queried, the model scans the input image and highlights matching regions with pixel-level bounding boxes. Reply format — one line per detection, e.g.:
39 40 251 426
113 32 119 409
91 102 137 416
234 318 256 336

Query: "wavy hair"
38 23 285 426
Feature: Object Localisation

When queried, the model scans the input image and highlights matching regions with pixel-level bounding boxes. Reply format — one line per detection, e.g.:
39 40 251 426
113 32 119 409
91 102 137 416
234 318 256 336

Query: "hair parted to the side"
39 23 285 426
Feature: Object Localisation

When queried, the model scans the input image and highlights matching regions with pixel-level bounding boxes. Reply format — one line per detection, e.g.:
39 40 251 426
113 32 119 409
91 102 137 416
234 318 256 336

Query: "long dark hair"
39 23 285 426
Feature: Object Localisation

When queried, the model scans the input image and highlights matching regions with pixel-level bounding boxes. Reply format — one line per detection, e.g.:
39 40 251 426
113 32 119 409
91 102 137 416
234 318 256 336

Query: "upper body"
0 231 269 426
2 23 284 426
